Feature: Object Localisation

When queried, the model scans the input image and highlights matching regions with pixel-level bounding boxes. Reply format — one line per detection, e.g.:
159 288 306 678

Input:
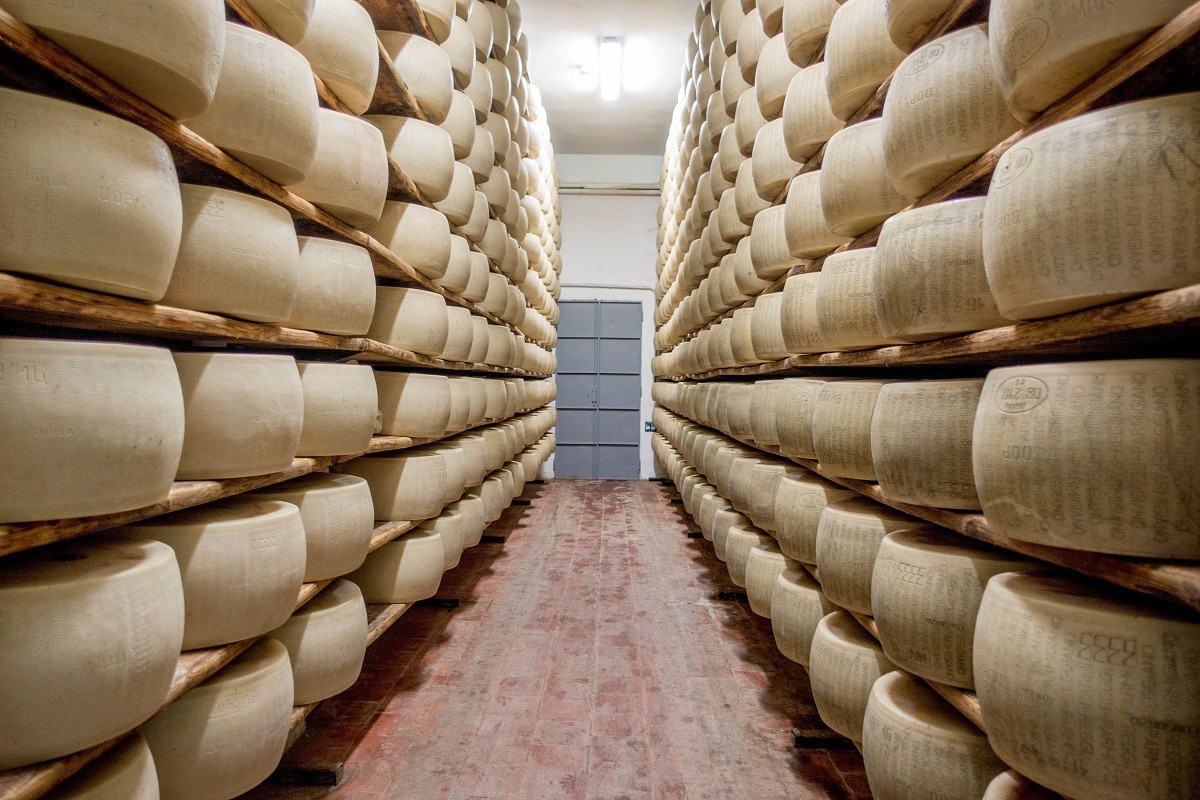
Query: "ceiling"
520 0 695 157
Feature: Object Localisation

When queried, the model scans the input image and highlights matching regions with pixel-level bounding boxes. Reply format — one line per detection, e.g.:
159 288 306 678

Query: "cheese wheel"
0 339 185 523
270 579 367 705
824 0 905 120
418 0 456 42
815 497 920 614
464 60 493 122
873 198 1008 342
442 14 475 86
444 378 473 433
463 251 492 304
375 371 452 438
808 611 896 742
975 572 1200 800
447 493 487 549
251 473 374 582
749 380 787 446
288 110 388 228
0 89 182 301
781 64 845 164
442 306 477 362
462 125 495 183
884 0 956 52
243 0 314 44
336 451 450 521
862 671 1007 800
368 287 451 358
771 568 836 665
872 528 1031 688
746 460 806 531
3 0 223 119
777 273 828 355
749 206 795 280
871 379 984 509
719 1 748 56
812 379 888 479
760 0 786 35
423 508 465 570
486 4 510 56
139 639 293 800
123 498 306 649
988 0 1192 121
711 507 752 563
293 0 379 114
821 120 911 237
973 359 1200 558
816 248 895 351
442 91 478 160
44 733 159 800
379 32 454 124
165 185 299 323
0 538 184 769
784 0 841 65
784 172 852 260
724 523 775 588
285 236 376 336
746 544 798 617
757 35 801 120
773 377 831 459
738 9 770 83
773 471 856 562
184 23 319 185
172 352 303 480
366 201 452 280
883 26 1021 198
733 240 773 298
982 771 1061 800
751 121 804 202
734 89 770 160
982 93 1200 320
368 116 455 204
435 163 478 227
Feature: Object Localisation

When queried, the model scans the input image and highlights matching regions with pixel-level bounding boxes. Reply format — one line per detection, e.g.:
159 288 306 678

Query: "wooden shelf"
357 0 436 39
368 520 420 552
0 273 551 378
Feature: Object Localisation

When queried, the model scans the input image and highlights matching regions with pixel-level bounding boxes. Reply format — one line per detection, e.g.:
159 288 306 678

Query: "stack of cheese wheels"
771 567 835 665
44 733 159 799
185 23 319 185
0 538 185 769
773 470 856 563
366 202 452 280
815 497 922 614
252 473 375 582
375 371 453 438
293 0 379 115
270 579 368 705
821 119 911 237
745 544 799 617
165 186 300 322
0 89 182 301
780 273 830 354
973 359 1200 558
243 0 314 44
870 379 984 509
350 528 446 603
288 110 389 229
285 237 377 336
882 25 1020 198
824 0 905 120
982 93 1200 320
988 0 1193 121
2 0 224 119
379 32 454 124
975 572 1200 800
369 287 451 357
0 339 185 523
816 248 894 351
782 63 844 163
140 639 294 800
863 672 1007 800
724 523 776 588
811 379 890 480
784 0 841 66
808 610 896 743
172 352 304 480
872 528 1031 688
294 362 377 456
122 498 307 649
873 197 1009 341
336 450 450 521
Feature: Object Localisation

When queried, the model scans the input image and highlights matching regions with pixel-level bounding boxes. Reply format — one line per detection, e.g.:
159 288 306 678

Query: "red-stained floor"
242 480 871 800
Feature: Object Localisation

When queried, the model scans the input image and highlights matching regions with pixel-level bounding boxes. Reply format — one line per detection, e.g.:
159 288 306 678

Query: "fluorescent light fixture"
599 36 623 101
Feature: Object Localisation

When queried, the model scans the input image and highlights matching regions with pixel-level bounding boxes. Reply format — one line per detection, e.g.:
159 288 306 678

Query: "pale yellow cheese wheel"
734 89 770 159
463 251 492 304
975 572 1200 800
746 460 807 531
166 185 300 323
812 379 886 479
873 197 1009 342
973 359 1200 558
724 523 776 588
288 109 389 229
808 610 896 742
712 508 752 562
781 63 845 164
295 362 377 456
441 91 478 160
815 497 920 614
773 471 856 562
435 163 478 227
982 771 1061 800
139 639 294 800
824 0 905 120
738 9 770 83
749 204 795 279
270 578 367 705
872 528 1031 688
379 31 454 124
375 371 453 438
366 201 453 279
0 89 182 301
123 498 306 649
286 237 376 336
442 14 475 86
244 0 314 44
442 306 477 362
462 125 495 183
423 508 466 570
464 59 493 122
368 115 456 204
746 544 799 617
884 0 957 52
336 451 450 521
447 493 487 549
771 568 835 664
784 0 841 65
749 380 787 446
251 473 374 582
871 379 984 509
185 23 319 185
779 272 831 355
44 733 159 800
821 119 912 237
0 339 185 524
0 538 184 770
368 286 450 357
3 0 224 119
816 248 895 351
294 0 379 114
883 25 1021 198
862 671 1007 800
773 377 832 460
982 93 1200 320
784 171 852 258
418 0 456 42
757 34 802 120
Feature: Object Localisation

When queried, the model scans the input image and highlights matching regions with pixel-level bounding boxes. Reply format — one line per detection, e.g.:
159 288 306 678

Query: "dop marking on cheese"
994 376 1049 413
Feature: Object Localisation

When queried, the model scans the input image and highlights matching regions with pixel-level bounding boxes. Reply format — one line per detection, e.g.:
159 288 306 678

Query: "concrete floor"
243 480 871 800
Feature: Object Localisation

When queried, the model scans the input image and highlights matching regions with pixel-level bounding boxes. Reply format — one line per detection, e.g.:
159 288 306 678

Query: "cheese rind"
285 237 376 336
269 579 367 705
808 611 896 743
821 120 911 237
770 568 835 664
45 733 159 800
814 497 920 614
287 110 389 229
824 0 905 120
350 529 446 603
816 248 893 351
811 380 887 480
773 472 856 563
293 0 379 115
746 544 799 617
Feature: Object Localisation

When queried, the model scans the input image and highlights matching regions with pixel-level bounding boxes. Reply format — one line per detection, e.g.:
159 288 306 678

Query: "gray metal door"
555 301 642 479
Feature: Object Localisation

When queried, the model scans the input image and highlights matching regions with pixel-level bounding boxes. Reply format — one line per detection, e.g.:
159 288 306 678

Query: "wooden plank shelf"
358 0 436 39
0 273 552 378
